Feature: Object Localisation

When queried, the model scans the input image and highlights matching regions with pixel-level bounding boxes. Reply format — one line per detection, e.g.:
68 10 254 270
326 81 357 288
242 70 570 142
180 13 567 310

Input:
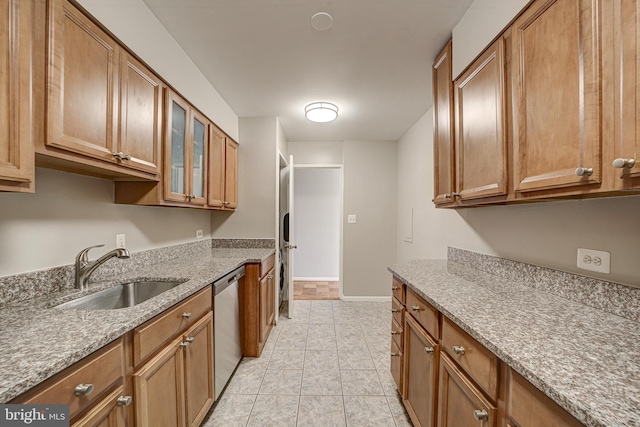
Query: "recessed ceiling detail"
305 102 338 123
310 12 333 31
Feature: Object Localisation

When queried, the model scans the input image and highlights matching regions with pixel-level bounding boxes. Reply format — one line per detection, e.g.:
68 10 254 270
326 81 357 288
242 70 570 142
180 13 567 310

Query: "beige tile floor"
202 300 413 427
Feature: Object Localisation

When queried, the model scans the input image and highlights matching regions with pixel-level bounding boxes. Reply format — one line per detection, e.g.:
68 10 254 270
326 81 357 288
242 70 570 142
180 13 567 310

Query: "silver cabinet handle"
392 286 398 291
391 330 400 335
444 193 452 199
222 201 231 205
391 308 398 313
74 384 94 396
267 275 274 280
122 154 131 160
473 409 488 421
613 158 636 169
452 192 460 197
117 396 133 406
180 342 189 348
411 305 420 311
424 346 434 354
452 345 465 355
185 336 195 343
390 352 400 357
575 167 593 177
182 312 192 319
112 152 124 159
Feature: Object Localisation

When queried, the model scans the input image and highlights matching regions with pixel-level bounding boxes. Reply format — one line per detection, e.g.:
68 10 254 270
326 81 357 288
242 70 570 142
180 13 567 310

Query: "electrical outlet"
116 234 126 249
348 214 357 224
196 229 203 239
577 248 610 274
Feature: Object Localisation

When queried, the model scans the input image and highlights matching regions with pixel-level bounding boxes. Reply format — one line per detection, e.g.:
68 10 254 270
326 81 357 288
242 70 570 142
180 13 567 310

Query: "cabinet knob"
411 305 420 311
390 352 400 357
452 192 460 197
424 346 434 354
392 286 398 291
122 154 131 161
575 167 593 177
473 409 489 421
452 345 465 355
185 336 195 343
222 201 231 205
74 384 94 396
391 330 400 335
444 193 452 199
267 275 274 280
180 342 190 348
117 396 133 407
182 312 192 319
391 308 398 313
613 158 636 169
112 151 124 159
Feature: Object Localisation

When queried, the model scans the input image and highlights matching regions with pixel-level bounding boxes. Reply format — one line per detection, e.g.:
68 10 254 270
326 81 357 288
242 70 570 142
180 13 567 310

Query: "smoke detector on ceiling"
311 12 333 31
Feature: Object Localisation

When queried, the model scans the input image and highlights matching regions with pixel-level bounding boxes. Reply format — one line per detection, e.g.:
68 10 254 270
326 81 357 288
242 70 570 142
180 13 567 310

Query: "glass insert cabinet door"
165 90 208 204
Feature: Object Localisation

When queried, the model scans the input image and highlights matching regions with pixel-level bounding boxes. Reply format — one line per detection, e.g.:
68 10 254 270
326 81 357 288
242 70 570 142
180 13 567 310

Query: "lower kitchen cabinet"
243 254 276 357
438 353 496 427
403 313 439 427
71 386 128 427
133 311 214 427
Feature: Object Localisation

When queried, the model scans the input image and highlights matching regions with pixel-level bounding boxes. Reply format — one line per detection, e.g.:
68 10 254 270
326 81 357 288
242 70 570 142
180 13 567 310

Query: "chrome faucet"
75 244 131 290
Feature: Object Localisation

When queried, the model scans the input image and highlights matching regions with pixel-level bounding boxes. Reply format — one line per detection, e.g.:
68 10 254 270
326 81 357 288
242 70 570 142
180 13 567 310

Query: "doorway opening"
292 165 343 301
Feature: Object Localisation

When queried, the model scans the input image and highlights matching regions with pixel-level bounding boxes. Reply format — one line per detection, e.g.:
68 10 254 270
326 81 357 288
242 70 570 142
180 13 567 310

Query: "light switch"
348 214 357 224
196 229 203 239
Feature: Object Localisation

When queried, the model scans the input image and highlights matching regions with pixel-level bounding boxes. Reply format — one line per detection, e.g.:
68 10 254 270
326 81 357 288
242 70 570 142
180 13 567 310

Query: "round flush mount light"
305 102 338 123
311 12 333 31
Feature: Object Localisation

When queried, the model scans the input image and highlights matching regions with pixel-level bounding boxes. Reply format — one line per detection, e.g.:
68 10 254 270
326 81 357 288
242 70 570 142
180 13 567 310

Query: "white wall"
77 0 238 140
210 117 277 238
452 0 530 78
289 141 398 298
397 108 640 288
293 168 341 279
0 169 211 277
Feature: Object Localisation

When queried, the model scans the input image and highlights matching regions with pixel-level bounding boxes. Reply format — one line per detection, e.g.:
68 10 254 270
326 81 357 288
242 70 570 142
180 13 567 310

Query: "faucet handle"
76 244 105 264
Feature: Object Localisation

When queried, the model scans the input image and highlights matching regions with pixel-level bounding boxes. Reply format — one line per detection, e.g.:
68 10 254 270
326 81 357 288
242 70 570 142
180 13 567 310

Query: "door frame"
293 164 345 300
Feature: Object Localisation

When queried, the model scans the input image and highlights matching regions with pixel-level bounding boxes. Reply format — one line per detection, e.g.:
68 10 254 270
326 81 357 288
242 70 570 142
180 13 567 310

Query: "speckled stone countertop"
0 247 274 403
388 260 640 427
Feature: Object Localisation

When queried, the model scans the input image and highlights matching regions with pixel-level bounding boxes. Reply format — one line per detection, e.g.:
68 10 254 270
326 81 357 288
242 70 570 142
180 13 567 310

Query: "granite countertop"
0 247 274 403
388 260 640 427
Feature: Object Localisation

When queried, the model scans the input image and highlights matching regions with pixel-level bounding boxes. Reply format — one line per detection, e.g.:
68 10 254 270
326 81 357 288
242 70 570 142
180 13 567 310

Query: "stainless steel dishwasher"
213 266 245 401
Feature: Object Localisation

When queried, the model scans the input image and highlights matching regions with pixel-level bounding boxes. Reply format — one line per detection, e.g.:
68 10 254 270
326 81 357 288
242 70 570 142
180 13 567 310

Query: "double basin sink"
55 280 185 310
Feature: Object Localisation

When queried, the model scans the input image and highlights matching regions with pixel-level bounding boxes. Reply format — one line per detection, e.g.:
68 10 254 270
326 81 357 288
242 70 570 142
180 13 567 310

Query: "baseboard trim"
340 296 392 302
293 277 340 281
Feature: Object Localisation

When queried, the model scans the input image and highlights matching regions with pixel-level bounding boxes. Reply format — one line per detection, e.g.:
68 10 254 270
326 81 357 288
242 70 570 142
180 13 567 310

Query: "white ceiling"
142 0 473 142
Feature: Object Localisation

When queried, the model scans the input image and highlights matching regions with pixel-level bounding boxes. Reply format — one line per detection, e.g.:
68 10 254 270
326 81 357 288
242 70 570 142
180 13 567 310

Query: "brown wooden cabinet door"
183 312 214 427
433 40 456 204
47 0 119 163
0 0 34 191
455 38 508 200
207 125 226 208
259 269 274 345
614 0 640 186
71 386 126 427
118 52 162 175
438 353 496 427
133 338 186 427
225 138 238 209
267 270 275 328
512 0 602 193
506 368 583 427
390 338 404 393
403 314 439 427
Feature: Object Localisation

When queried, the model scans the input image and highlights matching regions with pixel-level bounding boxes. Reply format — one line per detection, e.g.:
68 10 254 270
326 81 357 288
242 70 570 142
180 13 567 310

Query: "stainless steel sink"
54 281 185 310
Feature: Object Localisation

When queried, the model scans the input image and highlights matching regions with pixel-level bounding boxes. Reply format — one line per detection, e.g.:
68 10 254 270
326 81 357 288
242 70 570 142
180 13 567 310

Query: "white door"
286 155 296 318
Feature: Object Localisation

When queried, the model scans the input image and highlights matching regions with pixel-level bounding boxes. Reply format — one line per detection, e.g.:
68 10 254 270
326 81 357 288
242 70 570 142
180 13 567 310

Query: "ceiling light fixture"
311 12 333 31
305 102 338 123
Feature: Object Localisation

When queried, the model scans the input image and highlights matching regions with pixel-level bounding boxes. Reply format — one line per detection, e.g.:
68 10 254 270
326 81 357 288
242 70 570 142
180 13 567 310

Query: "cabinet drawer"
392 277 405 304
441 316 499 401
134 287 212 366
391 317 404 349
392 296 404 326
15 338 124 419
406 288 439 340
260 254 275 278
438 353 497 427
390 338 404 393
507 368 583 427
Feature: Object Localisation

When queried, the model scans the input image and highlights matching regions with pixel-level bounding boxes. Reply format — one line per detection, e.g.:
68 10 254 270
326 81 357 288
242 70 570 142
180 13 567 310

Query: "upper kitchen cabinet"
454 37 508 202
0 0 34 193
511 0 602 194
432 41 456 205
164 89 208 206
613 0 640 189
39 0 158 180
207 125 238 210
